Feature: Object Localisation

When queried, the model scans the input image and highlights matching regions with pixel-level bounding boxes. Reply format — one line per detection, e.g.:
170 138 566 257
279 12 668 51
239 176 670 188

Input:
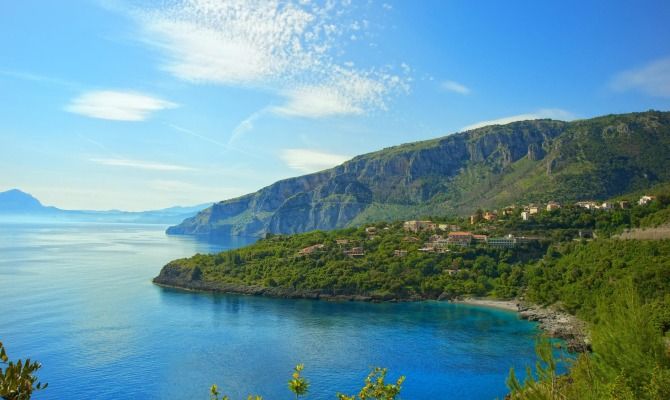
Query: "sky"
1 0 670 211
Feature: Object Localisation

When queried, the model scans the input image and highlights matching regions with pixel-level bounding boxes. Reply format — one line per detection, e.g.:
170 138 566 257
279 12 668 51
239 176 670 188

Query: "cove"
0 223 543 399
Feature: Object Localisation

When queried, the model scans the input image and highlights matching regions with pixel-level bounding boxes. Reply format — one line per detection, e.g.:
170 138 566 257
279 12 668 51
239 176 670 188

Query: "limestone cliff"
167 111 670 236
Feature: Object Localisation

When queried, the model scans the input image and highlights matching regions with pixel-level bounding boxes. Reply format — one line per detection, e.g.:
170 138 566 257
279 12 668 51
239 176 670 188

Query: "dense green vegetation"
0 342 47 400
162 192 670 303
524 240 670 328
508 282 670 400
166 223 546 300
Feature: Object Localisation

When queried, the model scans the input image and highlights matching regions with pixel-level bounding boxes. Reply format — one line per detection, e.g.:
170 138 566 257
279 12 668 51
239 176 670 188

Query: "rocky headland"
154 262 421 302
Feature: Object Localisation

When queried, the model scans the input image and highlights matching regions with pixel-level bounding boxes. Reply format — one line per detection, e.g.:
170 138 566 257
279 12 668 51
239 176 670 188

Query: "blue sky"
1 0 669 210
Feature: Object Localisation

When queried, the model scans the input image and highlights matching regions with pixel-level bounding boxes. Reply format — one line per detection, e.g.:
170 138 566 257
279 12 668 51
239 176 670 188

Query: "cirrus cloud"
440 80 471 95
89 157 195 171
610 56 670 98
140 0 315 85
134 0 408 118
65 90 177 121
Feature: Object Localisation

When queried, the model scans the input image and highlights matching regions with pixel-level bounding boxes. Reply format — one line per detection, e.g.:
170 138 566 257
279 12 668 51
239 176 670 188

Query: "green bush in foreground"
337 368 405 400
0 342 47 400
507 281 670 400
210 366 404 400
288 364 309 399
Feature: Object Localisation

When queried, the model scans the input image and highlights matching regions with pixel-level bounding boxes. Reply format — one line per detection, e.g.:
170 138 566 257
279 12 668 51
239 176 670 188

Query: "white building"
639 195 656 206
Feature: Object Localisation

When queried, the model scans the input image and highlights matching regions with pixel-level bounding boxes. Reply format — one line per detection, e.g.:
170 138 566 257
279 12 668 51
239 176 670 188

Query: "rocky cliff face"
167 111 670 236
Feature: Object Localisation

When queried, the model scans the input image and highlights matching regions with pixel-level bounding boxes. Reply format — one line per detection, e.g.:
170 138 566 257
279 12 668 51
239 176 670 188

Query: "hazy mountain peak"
0 188 44 212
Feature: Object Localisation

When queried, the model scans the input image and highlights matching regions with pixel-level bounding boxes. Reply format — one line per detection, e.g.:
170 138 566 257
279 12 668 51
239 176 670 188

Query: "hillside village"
295 194 661 260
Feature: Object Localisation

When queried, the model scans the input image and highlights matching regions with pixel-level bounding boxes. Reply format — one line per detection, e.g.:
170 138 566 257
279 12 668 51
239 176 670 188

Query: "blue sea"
0 223 545 399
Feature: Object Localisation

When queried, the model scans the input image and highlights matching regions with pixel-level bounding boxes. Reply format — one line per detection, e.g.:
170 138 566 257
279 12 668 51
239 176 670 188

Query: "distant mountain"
0 189 59 214
0 189 210 224
168 110 670 237
153 204 209 215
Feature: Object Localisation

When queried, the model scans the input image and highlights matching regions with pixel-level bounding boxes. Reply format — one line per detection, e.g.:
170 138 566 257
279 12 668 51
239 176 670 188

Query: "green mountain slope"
168 110 670 236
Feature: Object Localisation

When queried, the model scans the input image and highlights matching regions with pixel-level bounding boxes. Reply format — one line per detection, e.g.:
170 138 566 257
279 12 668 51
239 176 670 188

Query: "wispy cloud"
274 86 359 118
133 0 408 118
610 56 670 97
440 80 471 95
462 109 575 131
280 148 351 173
229 110 266 145
139 1 313 85
272 67 398 118
0 69 79 89
65 90 177 121
90 157 195 171
167 123 227 148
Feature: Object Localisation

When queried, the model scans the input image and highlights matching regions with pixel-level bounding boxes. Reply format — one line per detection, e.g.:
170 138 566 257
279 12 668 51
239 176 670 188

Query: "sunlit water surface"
0 223 544 399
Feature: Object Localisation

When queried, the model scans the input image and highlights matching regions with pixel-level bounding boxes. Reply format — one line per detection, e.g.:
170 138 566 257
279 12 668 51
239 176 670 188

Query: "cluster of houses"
297 224 529 259
296 194 658 258
470 203 559 224
562 194 656 210
415 231 529 253
297 243 325 256
400 220 532 253
336 238 367 257
403 220 459 233
472 201 566 223
472 194 659 223
297 237 370 258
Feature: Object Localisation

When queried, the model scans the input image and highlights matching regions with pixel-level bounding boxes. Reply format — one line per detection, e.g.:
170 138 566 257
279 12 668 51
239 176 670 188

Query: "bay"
0 223 543 399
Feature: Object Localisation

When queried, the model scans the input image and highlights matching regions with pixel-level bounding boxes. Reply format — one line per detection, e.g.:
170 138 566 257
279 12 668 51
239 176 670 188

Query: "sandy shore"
452 297 589 352
451 297 519 312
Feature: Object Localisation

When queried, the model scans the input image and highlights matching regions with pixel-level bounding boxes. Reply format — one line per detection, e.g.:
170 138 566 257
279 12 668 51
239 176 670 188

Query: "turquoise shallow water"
0 223 543 399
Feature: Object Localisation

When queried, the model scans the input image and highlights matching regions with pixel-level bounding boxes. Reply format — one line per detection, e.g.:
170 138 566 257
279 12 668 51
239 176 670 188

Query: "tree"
209 384 262 400
506 337 565 400
210 365 403 400
507 281 670 400
288 364 309 399
0 342 47 400
337 368 405 400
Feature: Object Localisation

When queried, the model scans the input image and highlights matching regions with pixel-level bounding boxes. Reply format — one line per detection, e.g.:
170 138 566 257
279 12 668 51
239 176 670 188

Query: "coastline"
450 297 519 312
154 271 589 352
451 297 589 352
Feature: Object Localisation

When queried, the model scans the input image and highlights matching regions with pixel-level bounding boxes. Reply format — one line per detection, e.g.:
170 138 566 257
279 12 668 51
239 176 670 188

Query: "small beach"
452 298 519 312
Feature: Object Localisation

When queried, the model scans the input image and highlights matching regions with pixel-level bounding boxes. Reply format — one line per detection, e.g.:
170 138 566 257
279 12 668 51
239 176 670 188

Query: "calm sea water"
0 223 544 399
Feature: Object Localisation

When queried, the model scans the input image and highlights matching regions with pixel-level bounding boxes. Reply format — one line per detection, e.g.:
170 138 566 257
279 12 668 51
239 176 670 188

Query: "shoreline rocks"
517 303 589 352
451 298 589 352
